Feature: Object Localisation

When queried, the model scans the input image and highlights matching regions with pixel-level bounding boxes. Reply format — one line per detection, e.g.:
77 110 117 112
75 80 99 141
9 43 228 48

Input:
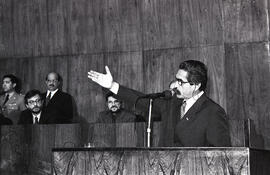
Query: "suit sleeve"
206 108 231 147
63 94 73 122
116 85 164 118
18 95 26 111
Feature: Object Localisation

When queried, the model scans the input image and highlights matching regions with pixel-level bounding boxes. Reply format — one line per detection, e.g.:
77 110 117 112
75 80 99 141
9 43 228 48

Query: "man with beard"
43 72 73 123
96 92 136 123
88 60 231 147
18 89 55 124
0 74 25 124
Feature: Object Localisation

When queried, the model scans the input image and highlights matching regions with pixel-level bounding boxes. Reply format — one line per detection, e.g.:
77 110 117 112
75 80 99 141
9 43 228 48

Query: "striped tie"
180 101 186 118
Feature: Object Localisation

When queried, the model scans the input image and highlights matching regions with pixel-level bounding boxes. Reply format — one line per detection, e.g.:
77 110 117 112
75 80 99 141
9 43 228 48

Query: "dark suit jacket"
116 85 231 147
18 109 55 124
0 113 13 125
96 109 136 123
43 90 73 124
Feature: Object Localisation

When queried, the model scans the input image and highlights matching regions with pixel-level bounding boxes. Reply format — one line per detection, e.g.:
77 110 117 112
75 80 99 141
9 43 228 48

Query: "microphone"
138 90 173 99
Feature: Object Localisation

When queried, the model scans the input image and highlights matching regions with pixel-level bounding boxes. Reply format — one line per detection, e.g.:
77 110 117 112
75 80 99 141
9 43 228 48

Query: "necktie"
35 117 39 124
180 101 186 118
3 94 9 105
46 92 51 106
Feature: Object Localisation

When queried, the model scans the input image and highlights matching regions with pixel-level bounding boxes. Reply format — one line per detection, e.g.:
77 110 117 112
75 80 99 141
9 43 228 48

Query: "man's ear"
12 83 16 88
25 104 29 109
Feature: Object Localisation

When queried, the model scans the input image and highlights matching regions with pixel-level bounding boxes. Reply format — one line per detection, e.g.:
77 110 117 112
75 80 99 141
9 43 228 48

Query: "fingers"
105 66 111 76
87 70 101 80
88 66 110 79
87 66 113 87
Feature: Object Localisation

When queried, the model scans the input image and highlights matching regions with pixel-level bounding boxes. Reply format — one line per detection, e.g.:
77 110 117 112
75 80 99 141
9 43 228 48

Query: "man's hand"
88 66 114 89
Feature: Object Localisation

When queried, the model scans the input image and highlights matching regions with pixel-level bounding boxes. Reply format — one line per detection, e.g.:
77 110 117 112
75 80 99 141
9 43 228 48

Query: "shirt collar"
184 91 204 113
47 89 59 98
32 112 42 123
6 91 15 98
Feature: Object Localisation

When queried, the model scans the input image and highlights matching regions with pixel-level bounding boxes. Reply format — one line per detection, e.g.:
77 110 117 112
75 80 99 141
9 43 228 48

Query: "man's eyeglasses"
108 100 120 105
46 80 58 83
28 99 42 105
175 78 191 86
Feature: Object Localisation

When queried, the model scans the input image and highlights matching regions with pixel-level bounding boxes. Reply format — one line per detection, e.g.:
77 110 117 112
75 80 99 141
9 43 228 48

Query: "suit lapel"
47 90 60 105
26 110 34 124
4 93 15 106
39 112 45 123
181 94 208 121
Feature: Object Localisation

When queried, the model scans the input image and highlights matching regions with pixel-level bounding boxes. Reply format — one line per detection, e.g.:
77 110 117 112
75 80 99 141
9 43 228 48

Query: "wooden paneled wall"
0 0 269 148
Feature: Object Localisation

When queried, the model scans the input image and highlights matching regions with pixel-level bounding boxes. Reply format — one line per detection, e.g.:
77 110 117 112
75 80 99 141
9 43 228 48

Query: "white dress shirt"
46 89 59 99
32 112 42 124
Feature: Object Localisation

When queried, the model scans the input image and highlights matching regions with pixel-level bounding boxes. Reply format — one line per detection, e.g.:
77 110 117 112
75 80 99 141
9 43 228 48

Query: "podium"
52 147 270 175
0 121 269 174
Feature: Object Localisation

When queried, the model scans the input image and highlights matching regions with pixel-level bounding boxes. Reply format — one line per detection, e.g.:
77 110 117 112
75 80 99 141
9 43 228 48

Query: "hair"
105 91 117 101
24 89 43 105
179 60 208 91
45 72 63 82
2 74 21 93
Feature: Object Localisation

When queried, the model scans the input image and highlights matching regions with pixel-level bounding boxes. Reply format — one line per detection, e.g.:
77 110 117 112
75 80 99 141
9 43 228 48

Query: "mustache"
171 88 181 95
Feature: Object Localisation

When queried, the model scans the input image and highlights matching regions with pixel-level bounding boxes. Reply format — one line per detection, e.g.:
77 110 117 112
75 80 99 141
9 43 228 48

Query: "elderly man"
88 60 231 147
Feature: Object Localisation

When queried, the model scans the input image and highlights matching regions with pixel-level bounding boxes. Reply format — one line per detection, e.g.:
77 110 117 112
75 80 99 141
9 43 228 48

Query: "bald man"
43 72 73 124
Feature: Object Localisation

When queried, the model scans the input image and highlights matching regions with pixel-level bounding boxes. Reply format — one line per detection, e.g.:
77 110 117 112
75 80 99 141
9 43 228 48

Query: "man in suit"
88 60 231 147
18 89 55 124
43 72 73 124
0 74 25 124
96 92 136 123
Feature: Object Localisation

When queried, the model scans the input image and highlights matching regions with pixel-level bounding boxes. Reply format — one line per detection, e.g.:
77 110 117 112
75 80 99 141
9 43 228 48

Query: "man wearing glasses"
88 60 231 147
43 72 73 124
18 89 55 124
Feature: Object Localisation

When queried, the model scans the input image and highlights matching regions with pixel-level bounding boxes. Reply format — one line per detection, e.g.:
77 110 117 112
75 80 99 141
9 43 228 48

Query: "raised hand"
88 66 114 89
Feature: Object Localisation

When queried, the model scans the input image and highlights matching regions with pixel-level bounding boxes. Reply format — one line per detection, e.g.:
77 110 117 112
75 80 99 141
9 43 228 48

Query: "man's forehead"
176 69 188 80
3 78 11 82
107 96 118 101
47 73 58 80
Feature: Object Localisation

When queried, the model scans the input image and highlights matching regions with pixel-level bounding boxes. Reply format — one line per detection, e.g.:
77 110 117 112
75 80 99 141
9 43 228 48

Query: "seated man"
96 92 136 123
18 89 55 124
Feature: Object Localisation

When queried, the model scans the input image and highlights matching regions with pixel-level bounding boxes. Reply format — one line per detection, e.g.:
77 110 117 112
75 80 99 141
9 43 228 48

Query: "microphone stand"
134 97 154 148
146 98 153 148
